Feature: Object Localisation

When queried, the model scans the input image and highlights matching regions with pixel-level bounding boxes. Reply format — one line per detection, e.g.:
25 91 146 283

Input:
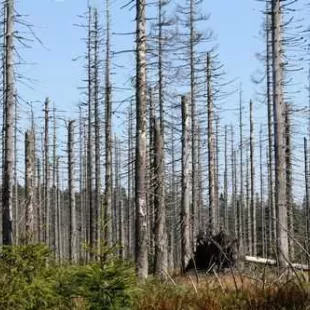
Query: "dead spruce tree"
135 0 148 278
25 129 35 243
68 120 77 263
153 119 168 276
2 0 15 245
104 0 113 251
271 0 289 264
181 95 191 272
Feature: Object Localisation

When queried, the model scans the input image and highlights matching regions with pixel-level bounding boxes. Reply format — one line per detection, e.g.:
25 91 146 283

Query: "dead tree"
285 103 294 261
44 98 50 246
153 119 168 276
250 100 257 256
304 138 310 261
271 0 289 264
181 95 191 272
224 125 228 231
25 130 35 243
68 120 77 263
2 0 15 245
135 0 148 278
207 53 217 233
104 0 113 250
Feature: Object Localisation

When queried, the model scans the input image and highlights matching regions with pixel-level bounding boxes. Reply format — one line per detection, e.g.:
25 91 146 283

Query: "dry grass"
134 272 310 310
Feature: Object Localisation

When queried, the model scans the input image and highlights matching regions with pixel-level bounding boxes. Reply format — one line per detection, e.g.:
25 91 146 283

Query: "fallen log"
244 256 310 271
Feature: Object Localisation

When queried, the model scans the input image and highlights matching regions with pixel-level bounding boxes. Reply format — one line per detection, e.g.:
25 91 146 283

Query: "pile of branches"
185 230 238 273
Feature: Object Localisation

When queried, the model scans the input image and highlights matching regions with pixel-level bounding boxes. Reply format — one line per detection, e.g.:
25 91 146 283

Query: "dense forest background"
0 0 310 281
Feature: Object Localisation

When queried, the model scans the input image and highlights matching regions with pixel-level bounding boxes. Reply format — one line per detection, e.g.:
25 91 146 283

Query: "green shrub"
0 244 136 310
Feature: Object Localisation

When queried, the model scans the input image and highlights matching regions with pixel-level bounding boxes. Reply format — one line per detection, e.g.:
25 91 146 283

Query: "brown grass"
134 273 310 310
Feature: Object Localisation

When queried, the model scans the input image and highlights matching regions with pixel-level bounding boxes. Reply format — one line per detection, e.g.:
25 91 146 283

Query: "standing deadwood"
25 130 35 243
93 9 100 249
266 0 276 256
14 92 18 244
135 0 148 278
148 88 155 263
207 53 217 233
246 145 252 254
197 124 203 228
271 0 289 264
181 96 191 272
231 126 237 237
36 158 42 242
44 98 50 246
127 107 133 258
259 125 266 257
189 0 198 247
2 0 15 245
153 119 168 277
104 0 113 250
68 120 77 263
215 115 220 228
250 100 257 256
238 88 244 252
56 156 62 261
284 103 294 261
52 107 57 254
304 138 310 260
79 105 85 261
224 125 228 231
87 6 94 257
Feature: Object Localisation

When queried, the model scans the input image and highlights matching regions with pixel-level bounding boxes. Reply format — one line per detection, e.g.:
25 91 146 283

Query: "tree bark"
135 0 148 278
181 96 191 272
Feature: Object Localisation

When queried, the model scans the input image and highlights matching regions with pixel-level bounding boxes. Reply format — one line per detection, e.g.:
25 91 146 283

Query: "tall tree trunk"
207 53 216 233
14 92 18 243
2 0 14 245
250 100 257 256
284 103 294 261
93 9 100 250
260 125 266 257
266 0 276 257
153 119 167 277
25 130 34 243
224 125 228 231
135 0 148 278
87 6 94 258
68 120 77 263
44 98 50 246
181 96 191 272
304 138 310 264
271 0 289 265
104 0 113 250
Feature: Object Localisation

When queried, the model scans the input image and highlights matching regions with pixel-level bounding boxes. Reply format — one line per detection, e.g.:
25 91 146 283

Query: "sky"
14 0 309 200
16 0 263 121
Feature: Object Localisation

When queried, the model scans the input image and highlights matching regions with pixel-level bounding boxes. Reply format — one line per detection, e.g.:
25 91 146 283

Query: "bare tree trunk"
127 107 133 258
104 0 113 250
181 96 191 272
68 120 77 263
44 98 50 246
271 0 289 265
190 0 197 247
25 130 34 243
260 125 266 257
153 119 168 277
135 0 148 278
207 53 216 233
56 156 62 260
284 103 293 261
250 100 257 256
2 0 14 245
304 138 310 263
93 9 100 250
52 107 57 255
266 0 276 257
14 92 18 244
224 125 228 231
246 145 252 254
87 6 94 258
231 126 237 238
238 89 244 252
